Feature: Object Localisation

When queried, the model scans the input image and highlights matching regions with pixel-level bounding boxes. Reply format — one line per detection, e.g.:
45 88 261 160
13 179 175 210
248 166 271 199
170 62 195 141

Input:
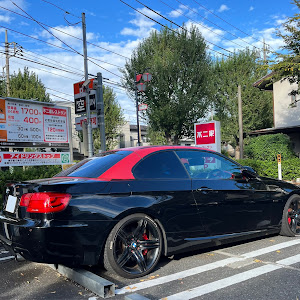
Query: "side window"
176 150 241 180
133 151 189 179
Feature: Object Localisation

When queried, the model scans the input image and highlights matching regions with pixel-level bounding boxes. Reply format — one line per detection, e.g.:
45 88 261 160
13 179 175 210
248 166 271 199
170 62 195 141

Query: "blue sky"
0 0 296 123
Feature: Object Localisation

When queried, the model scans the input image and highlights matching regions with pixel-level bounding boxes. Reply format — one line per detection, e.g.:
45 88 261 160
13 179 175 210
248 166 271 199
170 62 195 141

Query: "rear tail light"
20 192 71 213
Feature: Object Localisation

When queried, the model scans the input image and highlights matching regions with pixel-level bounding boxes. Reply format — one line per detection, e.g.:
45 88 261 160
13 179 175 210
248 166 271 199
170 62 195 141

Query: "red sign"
195 122 215 145
138 103 148 111
73 79 95 95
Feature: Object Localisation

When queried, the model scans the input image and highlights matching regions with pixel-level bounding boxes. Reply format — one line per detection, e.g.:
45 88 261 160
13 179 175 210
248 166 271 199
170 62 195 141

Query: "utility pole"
238 85 244 159
263 38 267 62
82 12 93 158
96 72 106 152
134 72 141 146
135 72 141 146
5 30 10 97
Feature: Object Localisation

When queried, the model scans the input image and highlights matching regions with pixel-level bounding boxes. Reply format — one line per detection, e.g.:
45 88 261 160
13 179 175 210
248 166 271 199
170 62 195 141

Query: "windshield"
55 150 132 178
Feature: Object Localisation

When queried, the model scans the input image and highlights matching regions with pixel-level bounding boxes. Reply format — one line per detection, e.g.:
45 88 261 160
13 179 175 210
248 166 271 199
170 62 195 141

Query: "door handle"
197 187 214 192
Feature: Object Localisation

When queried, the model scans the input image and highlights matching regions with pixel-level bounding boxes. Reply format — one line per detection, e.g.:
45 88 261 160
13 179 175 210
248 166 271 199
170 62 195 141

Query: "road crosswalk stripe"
164 253 300 299
115 238 300 295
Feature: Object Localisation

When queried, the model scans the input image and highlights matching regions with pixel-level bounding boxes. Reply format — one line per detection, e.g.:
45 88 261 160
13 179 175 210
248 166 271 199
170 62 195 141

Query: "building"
117 122 150 148
252 74 300 155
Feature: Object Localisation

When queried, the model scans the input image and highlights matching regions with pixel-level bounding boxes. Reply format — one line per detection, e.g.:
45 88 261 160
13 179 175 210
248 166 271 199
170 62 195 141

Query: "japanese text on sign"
0 152 70 167
0 98 69 146
194 121 221 152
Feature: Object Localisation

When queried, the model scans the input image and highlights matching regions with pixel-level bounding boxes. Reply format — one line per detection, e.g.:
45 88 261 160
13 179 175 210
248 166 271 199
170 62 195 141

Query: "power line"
88 56 125 70
48 93 73 102
21 47 85 74
3 41 124 75
89 58 123 78
12 1 82 56
120 0 180 35
0 50 84 77
40 0 81 19
159 0 248 50
133 0 233 56
190 0 272 49
120 0 228 58
45 87 74 97
7 5 126 75
0 25 80 53
0 5 130 59
9 56 81 81
173 0 259 50
0 26 122 79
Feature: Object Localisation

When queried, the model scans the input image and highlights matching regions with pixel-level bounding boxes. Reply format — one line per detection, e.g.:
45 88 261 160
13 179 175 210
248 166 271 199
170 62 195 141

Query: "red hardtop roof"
98 145 214 180
117 145 212 155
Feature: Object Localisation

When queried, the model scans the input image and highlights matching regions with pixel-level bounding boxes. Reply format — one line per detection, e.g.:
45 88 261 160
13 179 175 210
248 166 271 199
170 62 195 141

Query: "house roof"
249 124 300 136
253 72 275 91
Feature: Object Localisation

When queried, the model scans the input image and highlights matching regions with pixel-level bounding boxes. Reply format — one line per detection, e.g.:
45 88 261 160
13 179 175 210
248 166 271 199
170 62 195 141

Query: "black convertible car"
0 146 300 278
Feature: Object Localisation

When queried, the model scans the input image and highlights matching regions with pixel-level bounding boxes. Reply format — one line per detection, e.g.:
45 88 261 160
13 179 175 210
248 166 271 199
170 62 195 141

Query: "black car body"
0 146 299 278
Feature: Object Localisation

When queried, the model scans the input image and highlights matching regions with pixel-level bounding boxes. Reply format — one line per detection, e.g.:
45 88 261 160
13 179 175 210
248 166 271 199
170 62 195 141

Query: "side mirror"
242 166 258 177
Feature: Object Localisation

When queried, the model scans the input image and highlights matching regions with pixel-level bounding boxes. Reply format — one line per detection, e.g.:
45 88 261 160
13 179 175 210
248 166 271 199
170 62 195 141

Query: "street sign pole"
135 72 141 146
96 72 106 152
82 12 93 158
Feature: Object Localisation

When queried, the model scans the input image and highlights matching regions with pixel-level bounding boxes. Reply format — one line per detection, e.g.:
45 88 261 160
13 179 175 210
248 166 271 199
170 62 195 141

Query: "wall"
274 80 300 128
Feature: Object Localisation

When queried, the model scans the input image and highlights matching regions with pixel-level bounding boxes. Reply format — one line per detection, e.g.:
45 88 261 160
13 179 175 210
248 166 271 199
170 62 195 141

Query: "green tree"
268 0 300 96
93 85 124 150
122 26 213 145
212 49 273 146
2 67 51 102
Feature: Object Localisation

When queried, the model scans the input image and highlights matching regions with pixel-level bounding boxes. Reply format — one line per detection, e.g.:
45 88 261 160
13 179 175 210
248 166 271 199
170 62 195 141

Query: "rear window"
55 151 132 178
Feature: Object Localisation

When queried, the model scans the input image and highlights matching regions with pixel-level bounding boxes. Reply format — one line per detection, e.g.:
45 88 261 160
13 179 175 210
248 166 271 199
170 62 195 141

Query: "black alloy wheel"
280 195 300 237
104 213 162 278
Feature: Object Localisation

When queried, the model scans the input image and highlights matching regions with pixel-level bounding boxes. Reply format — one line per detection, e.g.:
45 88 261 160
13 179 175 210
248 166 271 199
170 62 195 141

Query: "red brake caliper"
142 233 148 256
288 208 292 225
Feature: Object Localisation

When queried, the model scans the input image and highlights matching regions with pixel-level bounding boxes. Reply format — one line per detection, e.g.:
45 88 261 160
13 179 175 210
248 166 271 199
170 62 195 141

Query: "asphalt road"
1 234 300 300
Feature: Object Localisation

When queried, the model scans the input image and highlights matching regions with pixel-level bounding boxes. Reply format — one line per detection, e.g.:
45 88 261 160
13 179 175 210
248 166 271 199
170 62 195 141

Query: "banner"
0 152 71 167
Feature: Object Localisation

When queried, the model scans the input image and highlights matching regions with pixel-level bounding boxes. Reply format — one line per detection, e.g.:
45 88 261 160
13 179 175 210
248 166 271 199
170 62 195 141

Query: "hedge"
236 158 300 181
244 133 296 161
0 165 61 209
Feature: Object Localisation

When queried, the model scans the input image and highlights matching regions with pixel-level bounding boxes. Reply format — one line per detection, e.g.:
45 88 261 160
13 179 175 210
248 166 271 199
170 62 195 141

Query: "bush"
244 134 296 161
0 165 61 209
237 158 300 180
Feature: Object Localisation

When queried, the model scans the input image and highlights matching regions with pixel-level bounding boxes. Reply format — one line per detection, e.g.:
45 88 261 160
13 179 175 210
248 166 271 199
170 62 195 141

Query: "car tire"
280 194 300 237
103 213 162 279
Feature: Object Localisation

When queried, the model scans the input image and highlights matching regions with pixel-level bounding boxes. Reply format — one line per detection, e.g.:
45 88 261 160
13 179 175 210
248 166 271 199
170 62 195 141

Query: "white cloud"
249 6 254 11
218 4 229 13
169 8 184 18
0 15 11 23
185 20 224 44
0 0 26 10
120 7 160 39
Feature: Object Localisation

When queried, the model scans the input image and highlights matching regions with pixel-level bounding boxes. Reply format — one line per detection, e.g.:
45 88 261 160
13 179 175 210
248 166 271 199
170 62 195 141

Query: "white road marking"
164 253 300 300
115 239 300 295
0 256 14 262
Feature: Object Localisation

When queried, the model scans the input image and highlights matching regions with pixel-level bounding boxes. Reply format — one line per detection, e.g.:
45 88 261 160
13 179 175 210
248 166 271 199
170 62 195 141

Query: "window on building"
291 94 297 108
